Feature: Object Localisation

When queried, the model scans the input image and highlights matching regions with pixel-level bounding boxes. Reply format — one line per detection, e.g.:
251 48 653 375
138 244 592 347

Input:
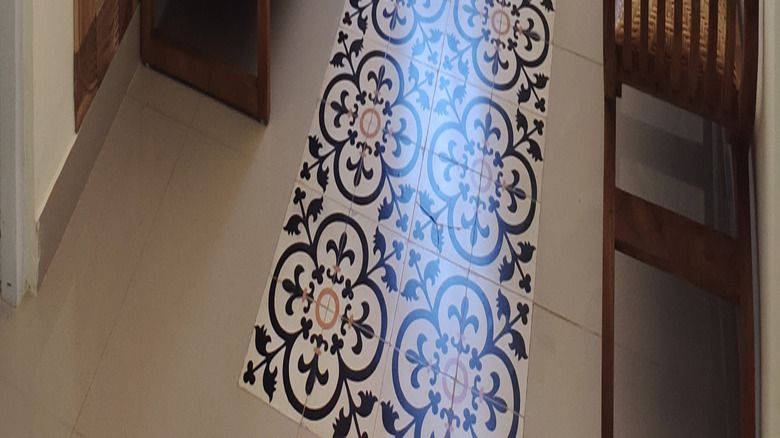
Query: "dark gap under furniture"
142 0 270 122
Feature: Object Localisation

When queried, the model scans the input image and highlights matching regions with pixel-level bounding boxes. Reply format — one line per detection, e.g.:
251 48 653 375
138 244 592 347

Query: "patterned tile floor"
240 1 555 436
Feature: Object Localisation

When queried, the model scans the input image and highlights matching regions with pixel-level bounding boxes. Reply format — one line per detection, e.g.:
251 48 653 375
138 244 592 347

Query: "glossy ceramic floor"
239 1 554 436
0 0 738 437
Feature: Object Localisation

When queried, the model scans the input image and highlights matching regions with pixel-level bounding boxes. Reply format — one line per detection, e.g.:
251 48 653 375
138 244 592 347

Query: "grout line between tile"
552 43 603 68
532 302 601 338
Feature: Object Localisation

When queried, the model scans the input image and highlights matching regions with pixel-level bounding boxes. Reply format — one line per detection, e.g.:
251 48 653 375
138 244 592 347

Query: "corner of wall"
36 8 141 290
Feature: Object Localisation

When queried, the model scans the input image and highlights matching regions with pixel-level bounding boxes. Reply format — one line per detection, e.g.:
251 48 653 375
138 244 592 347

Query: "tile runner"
240 1 555 436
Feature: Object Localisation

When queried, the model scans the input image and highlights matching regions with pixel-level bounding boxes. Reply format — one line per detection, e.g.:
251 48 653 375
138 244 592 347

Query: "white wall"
31 0 77 219
756 0 780 434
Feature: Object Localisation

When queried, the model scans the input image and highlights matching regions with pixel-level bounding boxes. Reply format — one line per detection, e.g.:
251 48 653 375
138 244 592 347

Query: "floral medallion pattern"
376 245 532 437
242 1 554 436
442 0 555 114
300 30 436 238
241 185 405 436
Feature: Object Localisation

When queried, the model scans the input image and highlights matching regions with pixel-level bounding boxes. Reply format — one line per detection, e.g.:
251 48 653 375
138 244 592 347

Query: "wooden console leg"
602 96 617 438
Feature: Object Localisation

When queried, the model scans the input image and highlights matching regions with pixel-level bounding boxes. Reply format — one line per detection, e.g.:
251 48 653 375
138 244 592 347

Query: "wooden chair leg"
733 145 755 437
602 96 617 438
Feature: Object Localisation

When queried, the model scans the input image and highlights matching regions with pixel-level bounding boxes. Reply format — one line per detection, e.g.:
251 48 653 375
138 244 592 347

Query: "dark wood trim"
614 188 741 304
603 0 758 434
738 0 759 142
601 97 617 438
603 0 617 98
144 29 260 117
734 145 755 438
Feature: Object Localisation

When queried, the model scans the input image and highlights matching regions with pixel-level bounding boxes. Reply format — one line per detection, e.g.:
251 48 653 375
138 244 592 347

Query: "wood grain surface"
74 0 138 131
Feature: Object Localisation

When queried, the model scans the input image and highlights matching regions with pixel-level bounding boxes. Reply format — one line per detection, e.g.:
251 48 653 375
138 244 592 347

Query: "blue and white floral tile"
372 243 470 437
478 91 546 182
491 0 555 115
346 50 437 239
340 0 452 70
468 92 544 299
410 147 484 268
440 0 502 90
372 340 459 437
453 273 533 418
332 208 409 354
425 69 495 174
299 319 388 437
442 0 555 116
297 29 389 206
239 183 350 425
447 389 526 438
240 183 405 430
385 243 472 363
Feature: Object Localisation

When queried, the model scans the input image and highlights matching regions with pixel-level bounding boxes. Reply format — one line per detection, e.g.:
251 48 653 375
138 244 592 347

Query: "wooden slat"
639 0 649 80
604 0 618 97
654 0 666 91
706 0 719 107
722 0 736 116
602 97 617 438
671 0 683 90
689 0 702 100
614 189 741 304
622 0 633 74
738 0 760 140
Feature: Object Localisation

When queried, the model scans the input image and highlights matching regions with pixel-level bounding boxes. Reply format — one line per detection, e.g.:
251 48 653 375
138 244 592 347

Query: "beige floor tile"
297 425 320 438
74 133 301 436
534 46 603 335
0 98 187 426
523 307 601 438
553 0 603 64
127 65 203 125
0 377 73 438
189 95 268 157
